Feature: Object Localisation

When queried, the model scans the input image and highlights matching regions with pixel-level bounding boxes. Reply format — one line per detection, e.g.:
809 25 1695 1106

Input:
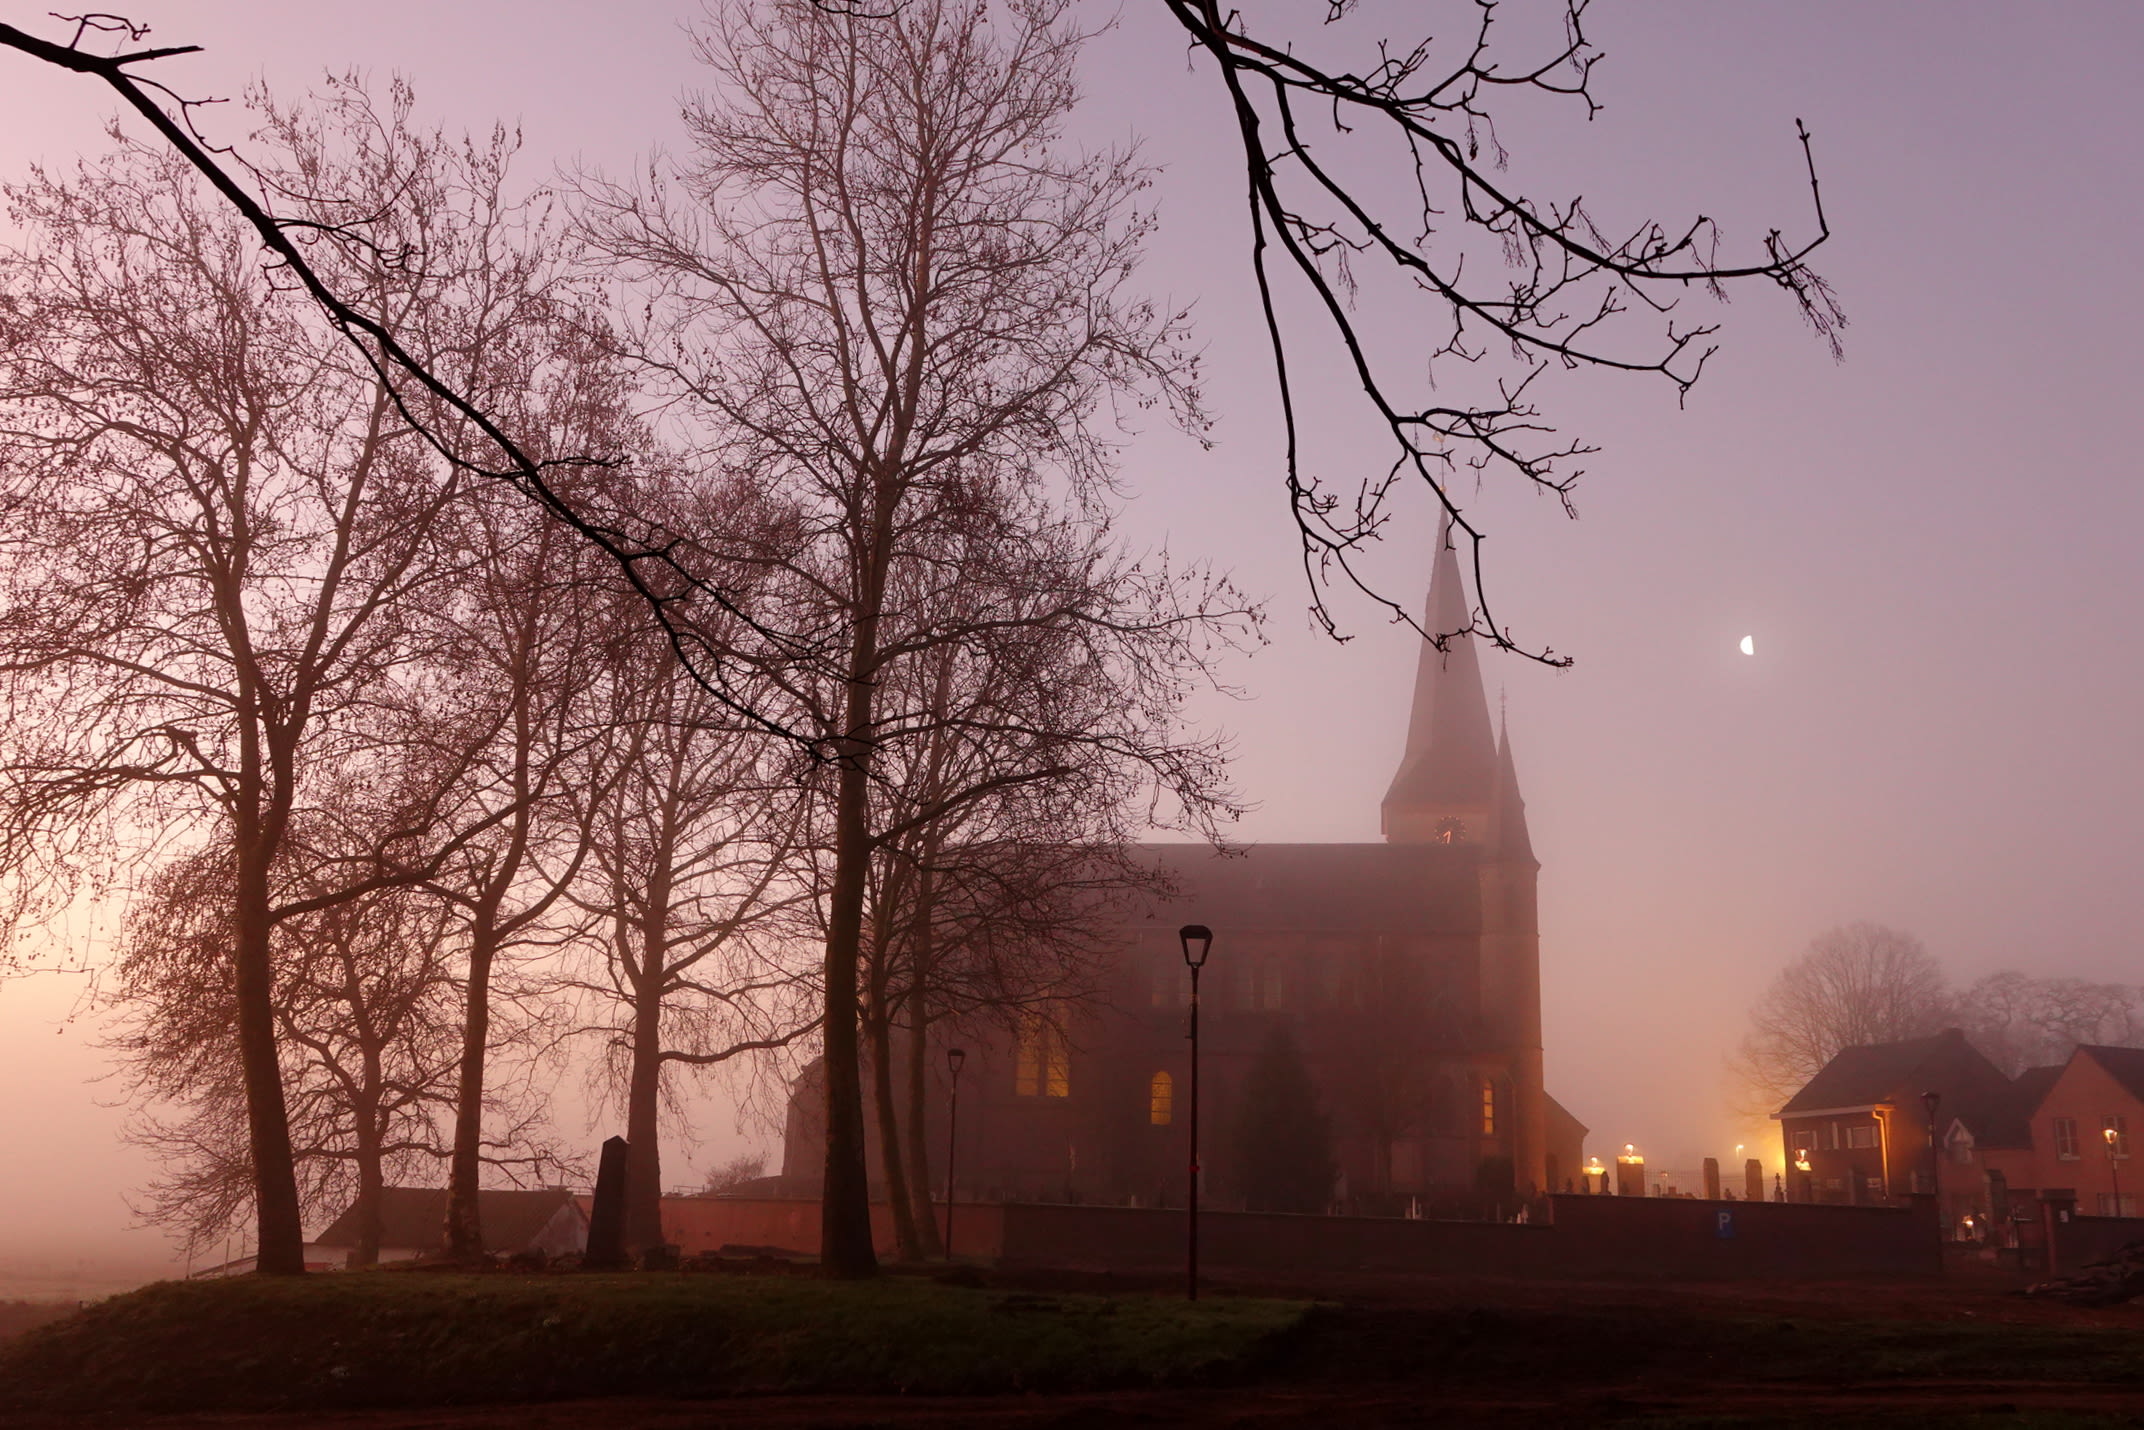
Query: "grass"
0 1269 1310 1414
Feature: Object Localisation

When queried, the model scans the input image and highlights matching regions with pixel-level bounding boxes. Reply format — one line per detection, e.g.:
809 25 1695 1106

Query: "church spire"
1381 513 1499 843
1487 709 1536 864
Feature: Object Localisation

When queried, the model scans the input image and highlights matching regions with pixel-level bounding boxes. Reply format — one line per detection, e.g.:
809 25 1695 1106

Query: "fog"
2 1 2139 1277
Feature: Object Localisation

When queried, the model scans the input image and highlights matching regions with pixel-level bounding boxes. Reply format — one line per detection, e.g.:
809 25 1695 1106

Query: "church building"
782 523 1583 1211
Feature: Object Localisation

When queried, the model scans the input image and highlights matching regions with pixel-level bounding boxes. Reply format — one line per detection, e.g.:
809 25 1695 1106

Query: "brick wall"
662 1193 1940 1281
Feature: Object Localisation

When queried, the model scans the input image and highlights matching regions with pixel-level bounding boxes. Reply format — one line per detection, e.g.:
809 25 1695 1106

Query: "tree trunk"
821 738 879 1277
902 986 944 1258
623 970 667 1257
352 1109 384 1269
868 997 921 1260
444 915 498 1261
234 823 306 1275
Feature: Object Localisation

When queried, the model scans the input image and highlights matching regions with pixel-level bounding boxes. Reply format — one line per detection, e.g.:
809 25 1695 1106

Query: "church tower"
1383 516 1550 1196
1381 515 1499 844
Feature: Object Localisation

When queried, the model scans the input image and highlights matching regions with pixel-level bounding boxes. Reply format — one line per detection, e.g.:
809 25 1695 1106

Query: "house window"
2098 1192 2138 1217
2106 1115 2131 1159
2054 1117 2079 1160
1821 1122 1839 1151
1846 1124 1877 1150
1480 1081 1497 1137
1791 1129 1815 1159
1013 1017 1069 1098
1149 1071 1174 1126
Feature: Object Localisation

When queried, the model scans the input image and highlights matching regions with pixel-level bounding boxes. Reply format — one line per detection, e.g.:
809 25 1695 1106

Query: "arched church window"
1480 1080 1497 1137
1433 816 1466 845
1149 1071 1174 1125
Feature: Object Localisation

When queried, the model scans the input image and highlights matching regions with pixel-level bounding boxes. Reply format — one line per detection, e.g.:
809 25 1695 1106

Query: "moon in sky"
1739 635 1755 656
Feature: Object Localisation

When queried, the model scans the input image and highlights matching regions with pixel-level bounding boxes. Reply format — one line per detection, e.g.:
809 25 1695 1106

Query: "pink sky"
1 1 2139 1270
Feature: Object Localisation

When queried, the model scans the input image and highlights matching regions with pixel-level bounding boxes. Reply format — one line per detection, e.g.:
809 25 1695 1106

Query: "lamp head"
947 1046 967 1076
1178 924 1213 969
2108 1126 2120 1146
1921 1090 1941 1123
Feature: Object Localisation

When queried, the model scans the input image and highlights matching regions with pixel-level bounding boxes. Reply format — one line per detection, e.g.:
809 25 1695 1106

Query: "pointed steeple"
1487 710 1535 864
1381 514 1499 843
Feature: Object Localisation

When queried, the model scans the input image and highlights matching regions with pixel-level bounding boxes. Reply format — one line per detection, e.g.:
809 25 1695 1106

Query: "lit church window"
1149 1071 1174 1125
1481 1081 1496 1136
1015 1016 1070 1098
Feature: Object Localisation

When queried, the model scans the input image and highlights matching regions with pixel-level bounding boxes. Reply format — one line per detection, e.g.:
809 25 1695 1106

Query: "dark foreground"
11 1262 2144 1426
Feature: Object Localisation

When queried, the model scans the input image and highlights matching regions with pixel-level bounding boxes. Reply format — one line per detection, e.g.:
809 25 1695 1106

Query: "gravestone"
585 1135 630 1270
1702 1157 1721 1200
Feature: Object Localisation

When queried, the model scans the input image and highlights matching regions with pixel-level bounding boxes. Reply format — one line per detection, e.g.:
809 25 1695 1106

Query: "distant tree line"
1736 922 2144 1109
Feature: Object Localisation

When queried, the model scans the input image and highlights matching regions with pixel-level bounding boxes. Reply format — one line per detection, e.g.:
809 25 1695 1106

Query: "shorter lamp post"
1922 1090 1943 1247
2107 1126 2124 1218
943 1047 967 1258
1179 923 1213 1301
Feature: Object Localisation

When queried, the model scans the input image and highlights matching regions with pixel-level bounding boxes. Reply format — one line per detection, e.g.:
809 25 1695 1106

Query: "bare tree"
104 788 467 1266
1159 1 1842 656
574 0 1216 1275
561 608 818 1257
1954 971 2144 1077
1735 922 1951 1111
0 102 492 1273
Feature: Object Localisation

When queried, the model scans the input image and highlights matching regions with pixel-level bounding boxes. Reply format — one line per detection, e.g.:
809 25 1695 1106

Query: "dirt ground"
21 1261 2144 1427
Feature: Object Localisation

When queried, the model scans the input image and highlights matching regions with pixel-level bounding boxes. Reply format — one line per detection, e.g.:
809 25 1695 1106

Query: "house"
1776 1034 2144 1236
311 1186 589 1267
1773 1028 2019 1216
1997 1045 2144 1218
778 519 1584 1213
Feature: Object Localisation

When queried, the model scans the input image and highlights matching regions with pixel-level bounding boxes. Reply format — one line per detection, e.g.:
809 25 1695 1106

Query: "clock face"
1433 816 1466 845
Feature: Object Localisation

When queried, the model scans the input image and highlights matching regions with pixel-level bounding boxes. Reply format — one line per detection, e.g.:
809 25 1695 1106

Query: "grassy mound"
0 1271 1308 1414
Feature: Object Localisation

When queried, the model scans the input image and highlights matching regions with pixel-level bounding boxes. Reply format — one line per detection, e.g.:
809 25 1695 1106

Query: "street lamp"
943 1047 967 1259
2106 1126 2123 1218
1179 923 1213 1302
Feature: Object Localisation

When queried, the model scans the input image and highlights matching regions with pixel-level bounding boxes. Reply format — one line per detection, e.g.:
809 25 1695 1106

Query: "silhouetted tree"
1954 972 2144 1077
574 0 1213 1275
1230 1027 1335 1214
1735 922 1950 1110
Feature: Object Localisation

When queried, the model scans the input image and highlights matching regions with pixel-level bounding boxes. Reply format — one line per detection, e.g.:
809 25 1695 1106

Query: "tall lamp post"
2107 1126 2124 1218
1921 1090 1942 1248
943 1047 966 1259
1179 923 1213 1301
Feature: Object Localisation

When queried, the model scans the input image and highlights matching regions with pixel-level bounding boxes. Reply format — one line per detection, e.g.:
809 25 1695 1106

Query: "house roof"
315 1187 583 1254
2079 1045 2144 1105
1779 1028 2020 1143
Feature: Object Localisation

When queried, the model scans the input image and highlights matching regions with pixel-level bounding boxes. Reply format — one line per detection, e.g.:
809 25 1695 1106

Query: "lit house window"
1480 1081 1496 1137
1014 1018 1070 1098
1149 1071 1174 1125
2054 1117 2079 1160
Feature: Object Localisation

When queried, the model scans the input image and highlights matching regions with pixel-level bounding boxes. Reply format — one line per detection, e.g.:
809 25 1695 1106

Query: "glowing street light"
2107 1125 2124 1217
